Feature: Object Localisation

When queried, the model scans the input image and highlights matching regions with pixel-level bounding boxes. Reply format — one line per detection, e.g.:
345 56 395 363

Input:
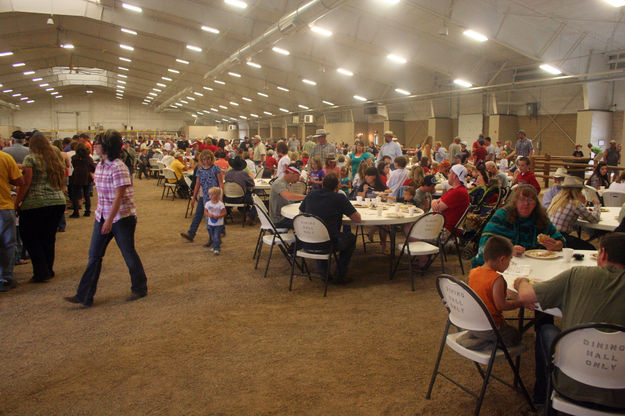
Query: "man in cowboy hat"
542 167 567 208
224 156 256 224
307 129 337 170
377 130 402 167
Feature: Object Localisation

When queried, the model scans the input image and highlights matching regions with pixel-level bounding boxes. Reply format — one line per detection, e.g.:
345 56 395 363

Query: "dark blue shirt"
299 189 356 239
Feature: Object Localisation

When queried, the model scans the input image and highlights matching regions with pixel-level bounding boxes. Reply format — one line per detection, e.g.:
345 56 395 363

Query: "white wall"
0 96 191 136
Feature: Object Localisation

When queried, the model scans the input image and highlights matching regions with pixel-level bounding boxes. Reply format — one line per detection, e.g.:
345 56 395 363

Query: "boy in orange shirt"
458 235 523 349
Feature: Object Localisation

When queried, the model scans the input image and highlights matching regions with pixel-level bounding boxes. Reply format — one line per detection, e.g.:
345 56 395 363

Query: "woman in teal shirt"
348 139 372 179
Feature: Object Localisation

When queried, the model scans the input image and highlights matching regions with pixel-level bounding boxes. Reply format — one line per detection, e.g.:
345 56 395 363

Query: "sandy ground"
1 177 557 415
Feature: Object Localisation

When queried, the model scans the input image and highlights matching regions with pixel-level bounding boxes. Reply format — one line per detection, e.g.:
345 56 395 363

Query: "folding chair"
426 275 534 416
290 180 307 195
290 213 338 297
223 182 249 227
546 323 625 416
252 194 295 278
148 158 161 179
184 176 194 218
161 168 179 200
602 191 625 207
583 185 598 205
391 212 445 291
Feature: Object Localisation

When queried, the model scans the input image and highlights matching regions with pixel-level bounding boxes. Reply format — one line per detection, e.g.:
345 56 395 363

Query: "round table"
281 202 424 277
254 179 271 191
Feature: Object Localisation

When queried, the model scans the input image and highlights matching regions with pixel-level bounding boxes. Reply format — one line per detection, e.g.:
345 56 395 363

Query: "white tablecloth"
576 207 621 231
254 179 271 190
281 202 424 226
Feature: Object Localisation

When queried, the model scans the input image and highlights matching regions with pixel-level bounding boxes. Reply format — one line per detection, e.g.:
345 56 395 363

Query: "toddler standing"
204 187 226 255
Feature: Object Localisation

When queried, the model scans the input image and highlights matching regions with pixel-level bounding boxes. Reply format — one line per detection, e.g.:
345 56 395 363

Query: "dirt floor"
1 178 565 415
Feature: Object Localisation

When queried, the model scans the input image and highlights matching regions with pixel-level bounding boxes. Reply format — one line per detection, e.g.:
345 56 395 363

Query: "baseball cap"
450 164 467 184
423 175 438 186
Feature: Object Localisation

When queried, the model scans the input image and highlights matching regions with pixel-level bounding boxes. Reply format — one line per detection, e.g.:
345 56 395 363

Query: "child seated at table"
339 166 351 196
204 187 227 256
458 235 523 349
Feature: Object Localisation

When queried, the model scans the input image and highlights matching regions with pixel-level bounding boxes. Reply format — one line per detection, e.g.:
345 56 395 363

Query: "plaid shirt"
548 201 600 233
94 158 136 222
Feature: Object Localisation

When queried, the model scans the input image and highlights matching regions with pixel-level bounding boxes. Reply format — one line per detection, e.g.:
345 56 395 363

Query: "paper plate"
524 249 560 260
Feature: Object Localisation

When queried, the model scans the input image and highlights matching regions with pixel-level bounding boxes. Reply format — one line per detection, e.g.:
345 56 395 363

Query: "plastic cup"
408 206 415 216
377 205 383 216
356 196 362 202
563 248 574 262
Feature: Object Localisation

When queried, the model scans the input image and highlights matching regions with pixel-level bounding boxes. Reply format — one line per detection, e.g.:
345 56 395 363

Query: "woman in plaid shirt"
64 130 148 308
546 176 600 250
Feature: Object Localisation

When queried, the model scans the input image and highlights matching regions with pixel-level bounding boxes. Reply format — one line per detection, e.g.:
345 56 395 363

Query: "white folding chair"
223 182 249 227
391 212 445 291
252 194 294 278
290 214 338 297
156 161 167 185
290 180 307 195
602 191 625 207
583 185 598 204
184 176 194 218
254 167 264 179
161 168 179 200
148 158 161 179
426 275 534 416
546 323 625 416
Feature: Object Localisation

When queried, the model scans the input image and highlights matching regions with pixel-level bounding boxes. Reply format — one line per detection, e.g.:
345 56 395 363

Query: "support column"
576 110 612 147
427 118 452 143
488 115 518 142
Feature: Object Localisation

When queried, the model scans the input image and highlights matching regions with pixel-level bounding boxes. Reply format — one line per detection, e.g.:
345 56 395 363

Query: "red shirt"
473 147 487 163
215 158 229 171
440 185 469 231
515 171 541 194
207 144 218 154
265 156 277 170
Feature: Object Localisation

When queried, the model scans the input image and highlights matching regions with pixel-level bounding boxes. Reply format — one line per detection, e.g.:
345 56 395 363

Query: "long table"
576 206 621 231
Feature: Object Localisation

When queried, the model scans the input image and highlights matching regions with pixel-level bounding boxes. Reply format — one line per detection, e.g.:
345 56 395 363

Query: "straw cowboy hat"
560 175 584 188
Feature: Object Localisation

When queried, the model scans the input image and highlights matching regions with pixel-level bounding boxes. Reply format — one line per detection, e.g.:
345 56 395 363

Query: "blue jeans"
187 196 204 238
0 209 16 283
534 322 560 404
207 225 224 251
75 216 148 305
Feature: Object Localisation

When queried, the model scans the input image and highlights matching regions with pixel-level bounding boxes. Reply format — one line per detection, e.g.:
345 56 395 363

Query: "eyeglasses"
517 197 536 205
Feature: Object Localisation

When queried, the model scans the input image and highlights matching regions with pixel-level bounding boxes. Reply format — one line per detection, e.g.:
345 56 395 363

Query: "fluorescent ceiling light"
211 108 219 112
2 89 12 93
185 96 195 101
39 83 49 87
11 93 21 97
298 104 309 109
0 51 13 57
168 68 180 73
250 113 259 118
302 79 317 86
603 0 625 6
176 58 189 64
186 45 202 52
180 100 188 104
219 105 228 109
12 63 25 67
152 88 161 92
118 66 129 71
50 92 58 95
378 0 400 4
118 74 127 78
203 86 213 91
263 111 273 115
246 61 261 69
539 63 562 75
310 26 332 37
224 0 247 9
387 54 407 64
20 97 28 100
191 114 197 118
119 57 131 62
395 88 411 95
143 102 149 105
279 108 289 113
229 101 239 106
463 29 488 42
86 90 93 93
55 96 62 98
257 92 268 97
149 92 157 96
26 100 34 103
277 86 289 92
221 119 229 122
241 97 252 102
162 76 172 81
121 28 137 35
353 95 367 101
60 44 74 49
228 72 241 78
120 44 134 51
122 3 142 13
337 68 354 76
453 79 473 88
117 80 126 84
272 46 290 56
116 97 123 100
194 92 203 96
23 71 35 75
32 78 42 82
240 115 247 119
201 25 220 34
117 85 125 89
46 88 54 91
157 83 166 87
214 80 225 84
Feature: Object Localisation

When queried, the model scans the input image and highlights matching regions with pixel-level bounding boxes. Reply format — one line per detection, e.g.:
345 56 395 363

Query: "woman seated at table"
351 158 373 191
546 176 599 250
357 167 391 253
586 162 610 189
472 184 565 268
608 170 625 192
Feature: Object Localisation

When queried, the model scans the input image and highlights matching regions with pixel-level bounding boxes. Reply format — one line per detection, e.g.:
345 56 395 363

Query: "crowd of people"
1 126 624 412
